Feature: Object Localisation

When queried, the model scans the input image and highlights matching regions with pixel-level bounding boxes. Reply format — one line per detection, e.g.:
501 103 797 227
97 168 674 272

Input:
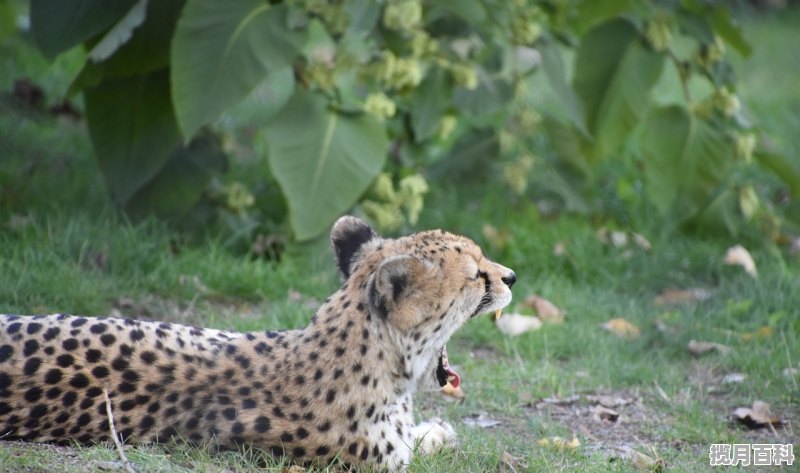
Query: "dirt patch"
525 390 678 457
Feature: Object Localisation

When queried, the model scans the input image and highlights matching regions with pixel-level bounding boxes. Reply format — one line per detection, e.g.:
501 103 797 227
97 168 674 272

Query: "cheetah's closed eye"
0 216 515 470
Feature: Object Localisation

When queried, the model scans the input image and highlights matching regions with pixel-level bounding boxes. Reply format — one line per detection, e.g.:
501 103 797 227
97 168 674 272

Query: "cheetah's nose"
501 272 517 288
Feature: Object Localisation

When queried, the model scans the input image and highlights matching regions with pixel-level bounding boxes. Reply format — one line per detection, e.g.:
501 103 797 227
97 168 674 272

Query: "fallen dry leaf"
523 295 565 324
721 373 746 384
734 400 783 429
740 325 775 342
614 446 667 472
463 413 501 428
538 395 581 406
495 313 542 336
283 466 307 473
654 288 712 306
498 451 527 473
592 405 620 423
632 233 652 252
723 244 758 278
553 241 567 257
537 436 581 450
610 231 628 248
687 340 732 357
601 318 641 339
587 394 631 408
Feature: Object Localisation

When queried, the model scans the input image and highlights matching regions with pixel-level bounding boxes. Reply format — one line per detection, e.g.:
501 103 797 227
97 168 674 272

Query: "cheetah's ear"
368 255 434 331
331 216 378 278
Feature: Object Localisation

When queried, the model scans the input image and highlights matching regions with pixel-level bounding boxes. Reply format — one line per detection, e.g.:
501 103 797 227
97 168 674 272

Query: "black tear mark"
333 224 376 278
389 273 408 302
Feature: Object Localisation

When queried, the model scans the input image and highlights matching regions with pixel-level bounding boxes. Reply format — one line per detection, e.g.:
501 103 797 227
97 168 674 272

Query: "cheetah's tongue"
440 347 464 400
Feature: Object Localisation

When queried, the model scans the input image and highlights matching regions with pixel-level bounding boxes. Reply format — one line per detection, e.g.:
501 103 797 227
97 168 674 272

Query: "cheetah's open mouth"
436 346 460 388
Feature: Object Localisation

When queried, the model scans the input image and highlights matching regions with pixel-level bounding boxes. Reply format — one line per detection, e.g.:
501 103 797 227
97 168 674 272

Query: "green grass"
1 9 799 473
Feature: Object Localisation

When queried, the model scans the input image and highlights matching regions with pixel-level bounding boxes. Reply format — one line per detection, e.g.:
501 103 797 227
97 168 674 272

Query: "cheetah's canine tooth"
494 309 503 320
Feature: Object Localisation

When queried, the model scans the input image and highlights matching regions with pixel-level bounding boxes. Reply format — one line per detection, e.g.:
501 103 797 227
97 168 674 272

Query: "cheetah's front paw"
411 418 457 455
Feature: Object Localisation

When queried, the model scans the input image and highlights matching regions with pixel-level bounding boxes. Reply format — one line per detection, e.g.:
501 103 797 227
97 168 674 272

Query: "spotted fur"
0 217 515 470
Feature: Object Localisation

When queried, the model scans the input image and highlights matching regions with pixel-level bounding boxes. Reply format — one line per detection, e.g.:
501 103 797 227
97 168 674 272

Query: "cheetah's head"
331 216 516 390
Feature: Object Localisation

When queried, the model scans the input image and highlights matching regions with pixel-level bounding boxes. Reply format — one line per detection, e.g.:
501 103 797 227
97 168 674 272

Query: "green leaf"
428 129 498 180
345 0 380 36
263 90 388 241
452 69 514 118
0 0 16 44
87 0 148 62
687 188 741 236
755 149 800 196
84 68 180 204
125 131 228 220
573 18 665 160
68 0 186 95
171 0 306 140
539 41 588 136
572 0 635 34
411 67 451 143
711 6 752 57
437 0 487 26
30 0 136 58
640 105 735 222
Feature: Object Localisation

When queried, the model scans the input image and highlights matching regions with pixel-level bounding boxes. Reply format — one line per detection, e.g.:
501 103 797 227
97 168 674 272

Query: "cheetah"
0 216 516 470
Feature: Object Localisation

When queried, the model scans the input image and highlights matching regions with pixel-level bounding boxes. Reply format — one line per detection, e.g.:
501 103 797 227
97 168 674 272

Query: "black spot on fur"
23 357 41 375
86 349 102 363
24 387 42 402
140 351 157 364
89 323 107 334
254 415 271 433
0 345 12 363
26 323 43 335
44 369 63 384
56 354 74 368
100 334 116 346
91 366 110 378
69 373 90 389
62 339 79 351
43 327 60 341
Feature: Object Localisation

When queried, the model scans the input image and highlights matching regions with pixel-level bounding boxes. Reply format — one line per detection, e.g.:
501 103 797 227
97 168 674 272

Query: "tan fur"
0 217 515 470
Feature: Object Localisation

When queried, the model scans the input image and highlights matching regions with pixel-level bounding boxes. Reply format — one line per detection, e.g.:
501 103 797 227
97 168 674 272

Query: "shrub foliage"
27 0 799 239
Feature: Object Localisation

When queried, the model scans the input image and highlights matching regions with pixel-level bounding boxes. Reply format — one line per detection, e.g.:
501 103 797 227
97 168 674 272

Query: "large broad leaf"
84 68 180 204
640 105 735 222
411 68 451 143
87 0 148 62
263 90 388 241
453 69 514 119
539 41 588 136
68 0 186 95
125 132 228 219
30 0 136 57
711 6 752 57
571 0 635 34
755 149 800 196
428 129 498 181
573 18 665 160
0 0 16 44
171 0 306 140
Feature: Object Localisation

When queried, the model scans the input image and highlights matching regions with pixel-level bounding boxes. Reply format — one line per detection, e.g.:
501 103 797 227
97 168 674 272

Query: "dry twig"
103 385 137 473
